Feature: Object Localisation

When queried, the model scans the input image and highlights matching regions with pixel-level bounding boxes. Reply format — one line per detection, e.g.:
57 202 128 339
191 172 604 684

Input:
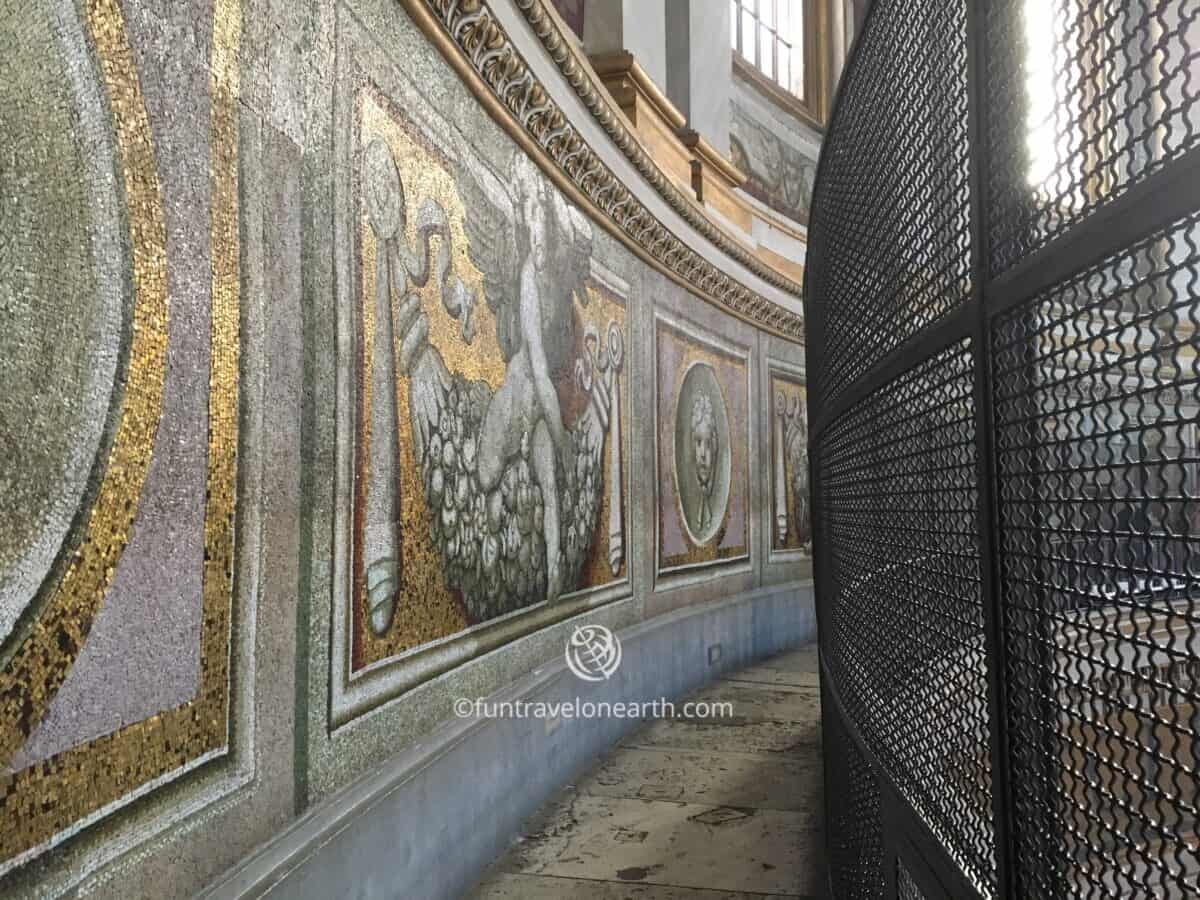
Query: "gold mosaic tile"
573 284 629 593
0 0 170 768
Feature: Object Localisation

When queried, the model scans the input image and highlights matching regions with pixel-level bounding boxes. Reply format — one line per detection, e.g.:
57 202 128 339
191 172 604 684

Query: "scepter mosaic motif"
770 373 811 554
351 87 628 671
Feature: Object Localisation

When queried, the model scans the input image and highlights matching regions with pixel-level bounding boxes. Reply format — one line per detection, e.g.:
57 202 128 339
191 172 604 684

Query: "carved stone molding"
401 0 806 342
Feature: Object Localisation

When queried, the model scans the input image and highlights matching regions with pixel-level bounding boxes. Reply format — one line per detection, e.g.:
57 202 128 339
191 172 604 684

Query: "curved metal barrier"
805 1 1200 897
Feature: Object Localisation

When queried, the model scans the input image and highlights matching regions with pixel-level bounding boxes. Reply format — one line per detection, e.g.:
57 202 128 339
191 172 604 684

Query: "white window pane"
780 53 791 93
778 0 789 35
760 24 774 78
731 0 739 50
791 42 805 98
742 8 756 61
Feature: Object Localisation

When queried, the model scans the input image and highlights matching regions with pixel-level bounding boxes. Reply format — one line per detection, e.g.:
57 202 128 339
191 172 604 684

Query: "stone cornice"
589 50 686 131
398 0 805 342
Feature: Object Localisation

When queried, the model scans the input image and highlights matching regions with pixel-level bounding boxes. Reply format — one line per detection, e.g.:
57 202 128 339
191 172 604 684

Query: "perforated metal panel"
807 0 1200 898
897 861 928 900
826 695 888 900
804 0 971 408
819 340 995 893
993 212 1200 897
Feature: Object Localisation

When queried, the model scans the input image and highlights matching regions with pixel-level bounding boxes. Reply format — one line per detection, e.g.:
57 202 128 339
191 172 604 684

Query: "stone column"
664 0 732 155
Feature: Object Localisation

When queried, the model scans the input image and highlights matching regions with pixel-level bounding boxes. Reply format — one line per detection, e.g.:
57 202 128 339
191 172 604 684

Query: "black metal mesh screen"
804 0 971 408
993 212 1200 898
897 861 928 900
986 0 1200 274
808 0 1200 896
826 695 887 900
819 340 995 895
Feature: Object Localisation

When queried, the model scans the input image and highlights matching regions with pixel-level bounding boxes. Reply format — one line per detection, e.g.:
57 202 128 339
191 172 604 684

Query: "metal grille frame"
807 1 1200 898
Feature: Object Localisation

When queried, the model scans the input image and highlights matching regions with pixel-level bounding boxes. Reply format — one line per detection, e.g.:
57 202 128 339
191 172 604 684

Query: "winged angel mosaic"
360 139 624 635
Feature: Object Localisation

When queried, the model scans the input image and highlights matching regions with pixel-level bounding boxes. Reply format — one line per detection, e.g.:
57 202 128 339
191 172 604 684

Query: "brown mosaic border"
0 0 240 869
396 0 806 343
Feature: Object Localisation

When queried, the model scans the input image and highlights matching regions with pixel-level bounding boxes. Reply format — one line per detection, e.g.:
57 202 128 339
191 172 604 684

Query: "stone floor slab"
500 793 825 896
721 655 821 689
621 716 821 755
686 682 821 724
471 872 809 899
577 747 823 813
466 643 826 900
758 646 820 674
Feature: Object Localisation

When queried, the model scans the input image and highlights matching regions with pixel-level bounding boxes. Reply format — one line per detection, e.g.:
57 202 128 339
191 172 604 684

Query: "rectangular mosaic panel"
655 314 751 577
729 97 817 225
339 79 630 686
769 369 811 556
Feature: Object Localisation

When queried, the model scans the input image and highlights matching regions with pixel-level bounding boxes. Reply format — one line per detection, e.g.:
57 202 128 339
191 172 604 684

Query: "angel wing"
456 154 521 359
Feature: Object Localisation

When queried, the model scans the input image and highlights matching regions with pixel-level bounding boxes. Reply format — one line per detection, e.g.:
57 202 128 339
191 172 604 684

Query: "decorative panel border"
765 358 812 564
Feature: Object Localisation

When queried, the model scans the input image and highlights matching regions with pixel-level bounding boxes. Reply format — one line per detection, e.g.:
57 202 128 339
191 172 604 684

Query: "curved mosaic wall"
0 0 810 895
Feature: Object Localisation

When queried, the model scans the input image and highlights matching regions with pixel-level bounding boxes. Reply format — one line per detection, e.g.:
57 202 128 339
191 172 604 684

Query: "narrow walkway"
469 643 825 899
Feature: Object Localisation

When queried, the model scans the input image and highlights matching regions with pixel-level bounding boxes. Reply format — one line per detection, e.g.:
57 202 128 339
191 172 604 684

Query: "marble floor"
468 643 826 899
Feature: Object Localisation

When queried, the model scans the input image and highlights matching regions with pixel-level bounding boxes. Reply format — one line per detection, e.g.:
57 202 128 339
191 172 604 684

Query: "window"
730 0 840 128
731 0 805 99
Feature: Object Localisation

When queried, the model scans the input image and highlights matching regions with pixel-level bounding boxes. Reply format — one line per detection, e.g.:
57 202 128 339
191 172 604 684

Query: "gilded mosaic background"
770 372 812 554
0 0 239 872
350 84 629 672
656 318 750 574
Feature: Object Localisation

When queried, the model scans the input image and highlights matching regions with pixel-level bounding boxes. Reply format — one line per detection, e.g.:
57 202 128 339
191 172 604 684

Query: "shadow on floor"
467 643 826 899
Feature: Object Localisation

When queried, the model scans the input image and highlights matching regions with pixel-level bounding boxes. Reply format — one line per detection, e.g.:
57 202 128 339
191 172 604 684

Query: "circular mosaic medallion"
0 7 129 654
673 361 731 546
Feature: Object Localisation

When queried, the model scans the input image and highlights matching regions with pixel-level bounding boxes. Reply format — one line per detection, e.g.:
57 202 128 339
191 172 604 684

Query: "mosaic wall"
770 370 812 555
0 0 809 892
0 0 240 875
656 315 751 576
341 79 629 682
730 97 818 225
